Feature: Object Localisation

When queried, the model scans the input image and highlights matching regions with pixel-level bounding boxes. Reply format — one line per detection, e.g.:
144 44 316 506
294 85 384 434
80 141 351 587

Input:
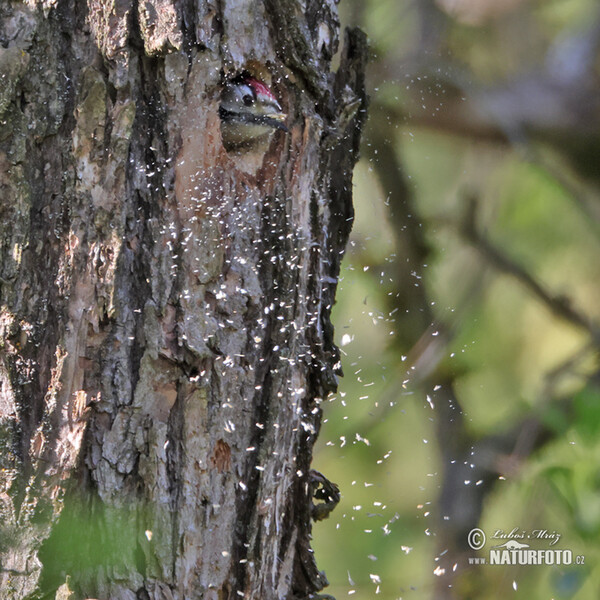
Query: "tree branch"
459 195 600 344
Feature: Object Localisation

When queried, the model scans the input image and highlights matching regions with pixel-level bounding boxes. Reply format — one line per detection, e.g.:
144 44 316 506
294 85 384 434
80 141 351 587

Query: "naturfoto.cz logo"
467 528 585 566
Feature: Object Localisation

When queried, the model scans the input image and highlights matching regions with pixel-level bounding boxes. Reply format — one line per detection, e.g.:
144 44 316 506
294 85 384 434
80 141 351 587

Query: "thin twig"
460 195 600 344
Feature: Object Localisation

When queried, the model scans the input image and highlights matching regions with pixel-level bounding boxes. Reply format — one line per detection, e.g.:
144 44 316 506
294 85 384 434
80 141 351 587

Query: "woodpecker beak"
266 111 288 132
219 76 288 149
256 95 288 132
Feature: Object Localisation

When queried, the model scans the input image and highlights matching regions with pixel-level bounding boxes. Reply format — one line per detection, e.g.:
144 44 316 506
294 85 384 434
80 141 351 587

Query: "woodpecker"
219 75 287 150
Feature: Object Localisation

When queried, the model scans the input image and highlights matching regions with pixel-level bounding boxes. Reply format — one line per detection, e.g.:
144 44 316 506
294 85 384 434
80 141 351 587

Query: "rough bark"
0 2 367 599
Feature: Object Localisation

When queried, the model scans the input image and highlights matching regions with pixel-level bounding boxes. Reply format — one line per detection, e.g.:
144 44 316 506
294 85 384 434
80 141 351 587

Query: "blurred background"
313 1 600 598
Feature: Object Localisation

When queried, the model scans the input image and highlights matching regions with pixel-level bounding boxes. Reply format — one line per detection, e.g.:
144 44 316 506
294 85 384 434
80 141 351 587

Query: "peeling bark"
0 2 367 599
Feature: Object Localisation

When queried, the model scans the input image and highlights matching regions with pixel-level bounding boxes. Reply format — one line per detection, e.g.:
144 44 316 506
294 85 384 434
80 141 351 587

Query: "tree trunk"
0 2 367 599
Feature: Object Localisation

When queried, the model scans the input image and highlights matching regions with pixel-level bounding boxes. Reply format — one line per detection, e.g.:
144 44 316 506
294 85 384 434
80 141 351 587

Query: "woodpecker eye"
242 94 254 106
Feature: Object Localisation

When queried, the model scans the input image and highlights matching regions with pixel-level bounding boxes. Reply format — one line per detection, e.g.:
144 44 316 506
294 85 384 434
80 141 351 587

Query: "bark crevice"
0 2 367 599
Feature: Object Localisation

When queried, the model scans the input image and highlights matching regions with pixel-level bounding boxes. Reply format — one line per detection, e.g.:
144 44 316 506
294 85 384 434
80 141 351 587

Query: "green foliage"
314 1 600 598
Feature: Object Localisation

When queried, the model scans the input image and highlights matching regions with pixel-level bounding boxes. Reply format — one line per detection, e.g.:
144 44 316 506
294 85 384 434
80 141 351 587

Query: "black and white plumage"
219 76 288 149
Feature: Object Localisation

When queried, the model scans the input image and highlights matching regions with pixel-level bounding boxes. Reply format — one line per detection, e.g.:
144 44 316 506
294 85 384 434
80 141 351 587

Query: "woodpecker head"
219 75 287 150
